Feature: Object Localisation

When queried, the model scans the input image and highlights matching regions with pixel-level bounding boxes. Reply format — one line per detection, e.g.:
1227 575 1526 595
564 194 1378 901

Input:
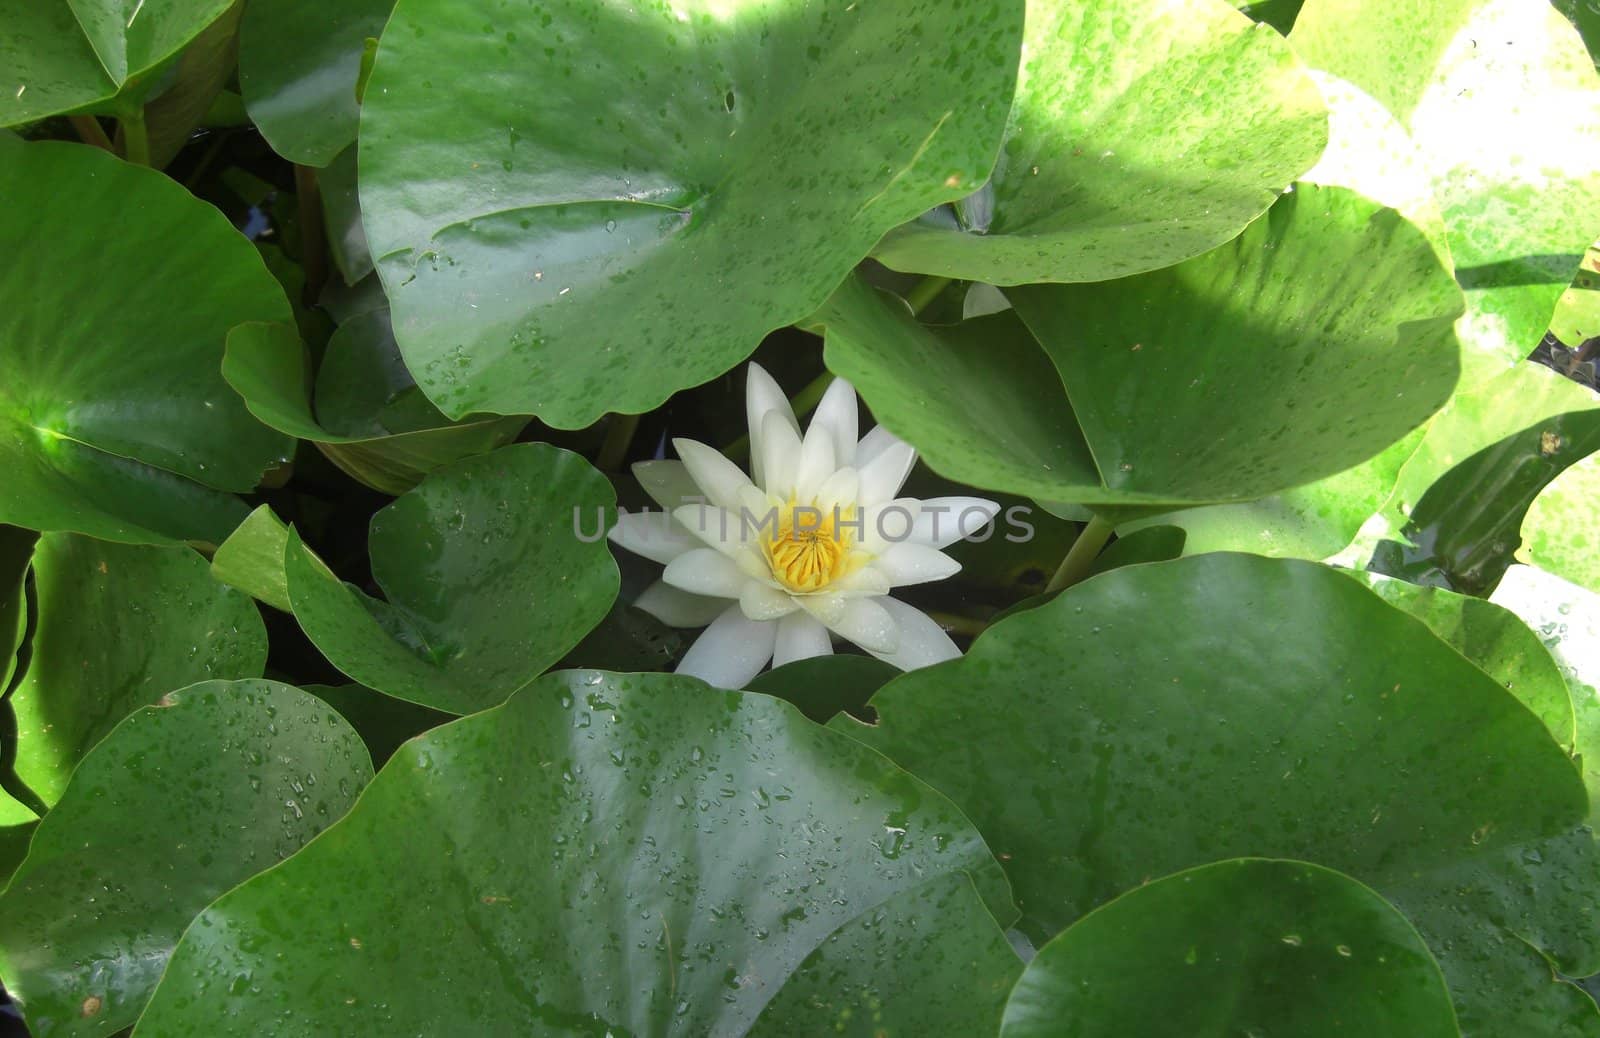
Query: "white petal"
809 378 859 471
773 611 833 667
833 565 893 597
860 498 922 553
867 597 960 671
740 581 800 621
676 605 778 689
631 459 700 511
818 595 899 655
855 425 902 467
857 440 917 506
607 511 697 565
872 543 962 587
633 580 731 628
663 548 752 599
909 497 1002 548
747 363 799 487
794 420 837 501
760 410 803 498
673 503 755 553
673 437 753 510
811 467 860 514
796 591 846 627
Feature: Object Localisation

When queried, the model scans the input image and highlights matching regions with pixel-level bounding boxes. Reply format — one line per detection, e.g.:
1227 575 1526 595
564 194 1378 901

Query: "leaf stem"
68 115 114 153
596 413 641 472
723 371 834 462
906 276 952 316
120 107 150 166
1045 515 1114 595
293 164 329 306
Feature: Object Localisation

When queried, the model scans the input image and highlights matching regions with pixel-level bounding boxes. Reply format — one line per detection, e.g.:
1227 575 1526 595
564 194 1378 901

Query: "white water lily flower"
608 363 1000 689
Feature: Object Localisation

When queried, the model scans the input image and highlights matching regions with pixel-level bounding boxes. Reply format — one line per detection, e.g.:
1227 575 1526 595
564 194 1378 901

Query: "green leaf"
224 319 528 494
139 1 243 169
1523 450 1600 593
827 184 1462 512
747 654 901 724
317 145 373 284
284 443 619 713
1000 858 1458 1038
236 0 393 165
9 534 267 807
1291 0 1600 383
0 142 293 546
0 0 234 125
137 671 1013 1035
358 0 1024 426
1359 573 1576 753
302 683 450 767
209 505 291 613
0 525 36 693
839 553 1600 1034
873 0 1327 284
0 679 372 1038
749 872 1022 1037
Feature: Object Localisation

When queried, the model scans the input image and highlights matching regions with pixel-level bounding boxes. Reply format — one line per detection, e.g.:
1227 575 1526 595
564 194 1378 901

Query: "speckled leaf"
873 0 1327 283
748 872 1021 1037
0 679 371 1038
0 0 234 124
838 554 1600 1035
209 505 291 613
136 671 1013 1036
827 185 1461 511
358 0 1023 425
1292 0 1600 383
302 683 450 767
9 534 267 807
223 319 526 495
1000 859 1458 1038
0 142 292 545
284 443 619 713
1523 451 1600 593
236 0 392 165
1359 572 1576 753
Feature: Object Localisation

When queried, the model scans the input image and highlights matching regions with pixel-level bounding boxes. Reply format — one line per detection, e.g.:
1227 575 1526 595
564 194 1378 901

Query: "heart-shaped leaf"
0 141 293 545
1000 859 1458 1038
0 0 234 124
1291 0 1600 383
1522 450 1600 593
223 319 527 495
136 671 1013 1035
837 553 1600 1034
236 0 393 165
0 679 371 1038
284 443 619 713
826 184 1462 513
9 533 267 807
873 0 1327 284
357 0 1024 425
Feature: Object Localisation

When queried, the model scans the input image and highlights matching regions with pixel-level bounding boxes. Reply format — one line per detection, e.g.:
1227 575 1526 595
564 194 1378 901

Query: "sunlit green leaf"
1523 450 1600 593
874 0 1327 283
0 679 371 1038
137 671 1013 1035
209 505 291 613
358 0 1024 425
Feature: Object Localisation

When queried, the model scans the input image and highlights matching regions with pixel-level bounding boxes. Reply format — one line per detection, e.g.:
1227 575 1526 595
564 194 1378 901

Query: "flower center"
762 503 860 593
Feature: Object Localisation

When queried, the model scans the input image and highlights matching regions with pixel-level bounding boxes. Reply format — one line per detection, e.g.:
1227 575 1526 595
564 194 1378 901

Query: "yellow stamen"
762 502 863 593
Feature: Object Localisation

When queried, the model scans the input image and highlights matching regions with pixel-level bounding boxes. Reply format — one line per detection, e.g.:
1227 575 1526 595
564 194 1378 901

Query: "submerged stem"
1045 515 1114 595
69 115 114 153
596 413 641 472
120 107 150 166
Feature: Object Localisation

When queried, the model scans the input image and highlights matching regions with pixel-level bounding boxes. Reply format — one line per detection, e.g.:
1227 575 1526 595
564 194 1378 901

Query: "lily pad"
284 443 619 713
358 0 1024 425
1292 0 1600 383
236 0 393 165
209 504 292 613
1522 450 1600 593
0 679 371 1038
1001 859 1458 1038
839 553 1600 1035
0 0 234 125
0 142 293 545
9 533 267 807
873 0 1327 284
136 671 1012 1036
223 319 528 495
827 184 1461 511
